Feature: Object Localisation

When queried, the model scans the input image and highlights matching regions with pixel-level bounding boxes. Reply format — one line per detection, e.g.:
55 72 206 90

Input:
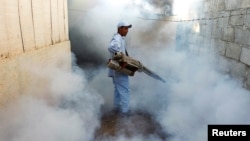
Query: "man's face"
118 26 129 36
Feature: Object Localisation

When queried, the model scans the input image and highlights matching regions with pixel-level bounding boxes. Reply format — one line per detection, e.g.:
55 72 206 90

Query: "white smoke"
1 0 250 141
150 50 250 141
0 53 104 141
75 0 250 141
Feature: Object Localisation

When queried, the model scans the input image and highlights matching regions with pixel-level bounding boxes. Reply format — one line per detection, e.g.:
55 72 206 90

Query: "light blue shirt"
108 33 126 77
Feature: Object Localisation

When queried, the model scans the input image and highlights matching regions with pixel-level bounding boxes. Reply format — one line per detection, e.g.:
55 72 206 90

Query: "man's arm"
108 36 121 54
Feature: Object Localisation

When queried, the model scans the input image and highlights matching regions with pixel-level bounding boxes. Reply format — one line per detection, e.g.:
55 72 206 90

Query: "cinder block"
217 12 230 27
217 0 226 11
228 59 247 81
244 13 250 27
223 26 235 42
241 0 250 9
244 69 250 89
235 27 250 45
211 39 226 55
229 15 244 26
240 47 250 66
212 26 224 39
225 0 242 10
225 42 242 60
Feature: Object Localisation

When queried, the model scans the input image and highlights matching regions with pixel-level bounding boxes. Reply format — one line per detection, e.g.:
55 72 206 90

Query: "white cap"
117 21 132 28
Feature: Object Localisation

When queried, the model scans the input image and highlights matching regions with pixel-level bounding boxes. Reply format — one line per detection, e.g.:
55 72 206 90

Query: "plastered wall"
0 0 71 106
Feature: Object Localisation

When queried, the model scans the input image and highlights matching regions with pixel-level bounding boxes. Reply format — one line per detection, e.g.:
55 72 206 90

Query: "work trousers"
112 72 130 114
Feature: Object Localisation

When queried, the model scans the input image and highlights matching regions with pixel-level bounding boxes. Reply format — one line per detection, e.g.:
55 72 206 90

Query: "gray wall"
176 0 250 89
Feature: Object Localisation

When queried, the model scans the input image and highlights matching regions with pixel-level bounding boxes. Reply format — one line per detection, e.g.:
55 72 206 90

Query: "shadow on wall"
69 26 106 67
67 1 107 78
69 23 108 80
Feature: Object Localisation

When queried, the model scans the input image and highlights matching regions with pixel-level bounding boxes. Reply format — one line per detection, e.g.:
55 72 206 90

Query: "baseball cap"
117 21 132 28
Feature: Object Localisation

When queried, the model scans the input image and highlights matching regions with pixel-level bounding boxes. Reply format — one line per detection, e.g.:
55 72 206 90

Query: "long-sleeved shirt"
108 33 126 77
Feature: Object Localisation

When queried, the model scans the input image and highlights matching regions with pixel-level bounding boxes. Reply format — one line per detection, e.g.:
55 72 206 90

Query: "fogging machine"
107 52 166 83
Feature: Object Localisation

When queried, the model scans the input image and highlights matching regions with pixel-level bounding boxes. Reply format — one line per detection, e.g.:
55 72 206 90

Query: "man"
108 21 132 116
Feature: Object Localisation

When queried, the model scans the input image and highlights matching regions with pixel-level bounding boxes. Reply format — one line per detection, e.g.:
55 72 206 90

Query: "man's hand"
113 52 124 62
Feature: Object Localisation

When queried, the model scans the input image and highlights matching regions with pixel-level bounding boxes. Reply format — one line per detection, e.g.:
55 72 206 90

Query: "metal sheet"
19 0 36 51
6 0 23 56
58 0 65 42
51 0 60 44
64 0 69 40
43 0 52 46
0 1 9 59
32 0 46 48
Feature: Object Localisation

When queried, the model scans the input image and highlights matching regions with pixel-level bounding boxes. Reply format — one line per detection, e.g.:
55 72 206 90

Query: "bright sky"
173 0 201 19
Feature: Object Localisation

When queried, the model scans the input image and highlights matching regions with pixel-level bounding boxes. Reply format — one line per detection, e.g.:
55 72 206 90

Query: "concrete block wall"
0 0 71 106
176 0 250 89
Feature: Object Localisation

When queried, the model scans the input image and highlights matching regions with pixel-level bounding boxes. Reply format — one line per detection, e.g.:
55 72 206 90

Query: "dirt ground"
94 110 168 140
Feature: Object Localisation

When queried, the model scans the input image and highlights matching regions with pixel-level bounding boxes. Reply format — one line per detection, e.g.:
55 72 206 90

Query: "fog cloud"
1 0 250 141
